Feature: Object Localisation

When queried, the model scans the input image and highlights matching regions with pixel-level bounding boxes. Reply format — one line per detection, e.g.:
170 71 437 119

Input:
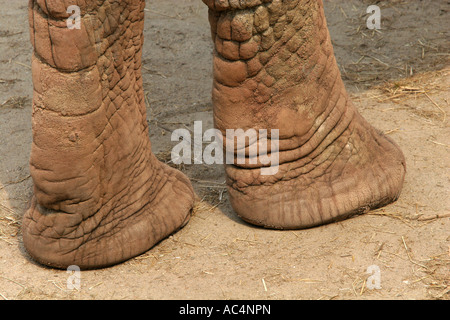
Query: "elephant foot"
225 110 406 229
205 0 406 229
23 0 194 269
23 163 194 269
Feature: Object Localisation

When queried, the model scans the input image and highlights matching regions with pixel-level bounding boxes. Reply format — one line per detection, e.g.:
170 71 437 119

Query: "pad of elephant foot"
225 112 406 230
22 163 194 269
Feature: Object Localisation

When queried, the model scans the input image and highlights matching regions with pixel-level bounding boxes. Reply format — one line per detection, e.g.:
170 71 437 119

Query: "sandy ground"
0 0 448 300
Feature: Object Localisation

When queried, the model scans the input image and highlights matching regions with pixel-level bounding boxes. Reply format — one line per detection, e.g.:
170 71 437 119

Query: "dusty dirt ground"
0 0 448 300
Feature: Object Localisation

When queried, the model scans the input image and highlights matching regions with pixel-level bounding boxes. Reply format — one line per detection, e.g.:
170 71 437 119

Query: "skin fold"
204 0 406 229
23 0 195 269
22 0 406 269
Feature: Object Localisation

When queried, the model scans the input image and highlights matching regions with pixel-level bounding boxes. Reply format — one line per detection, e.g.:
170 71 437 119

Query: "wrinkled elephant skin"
23 0 195 269
204 0 405 229
22 0 406 269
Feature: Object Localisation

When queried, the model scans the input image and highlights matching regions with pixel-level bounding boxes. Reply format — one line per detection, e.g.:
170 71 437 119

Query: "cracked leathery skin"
204 0 406 229
22 0 195 269
22 0 406 270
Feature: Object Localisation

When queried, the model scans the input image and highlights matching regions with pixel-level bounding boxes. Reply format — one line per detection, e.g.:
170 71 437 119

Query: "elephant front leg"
204 0 406 229
22 0 195 269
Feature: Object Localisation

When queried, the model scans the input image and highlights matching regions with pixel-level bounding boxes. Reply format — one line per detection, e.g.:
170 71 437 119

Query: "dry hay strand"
370 69 449 123
192 198 212 217
0 96 30 110
0 203 21 243
375 69 448 101
0 203 21 225
367 208 416 229
197 185 227 209
155 150 186 172
422 252 450 300
0 175 31 191
191 194 223 219
155 150 227 209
